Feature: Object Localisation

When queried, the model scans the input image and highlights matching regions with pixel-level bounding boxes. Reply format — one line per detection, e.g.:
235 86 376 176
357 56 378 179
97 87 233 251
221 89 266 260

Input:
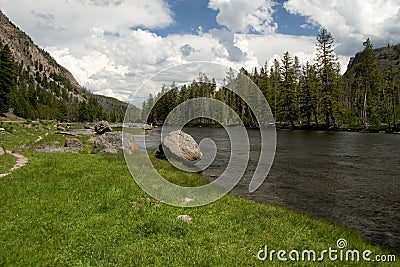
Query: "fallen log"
55 131 79 137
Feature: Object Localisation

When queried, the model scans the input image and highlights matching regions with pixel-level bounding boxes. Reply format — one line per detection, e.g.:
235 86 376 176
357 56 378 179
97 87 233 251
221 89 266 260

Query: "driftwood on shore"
55 131 79 137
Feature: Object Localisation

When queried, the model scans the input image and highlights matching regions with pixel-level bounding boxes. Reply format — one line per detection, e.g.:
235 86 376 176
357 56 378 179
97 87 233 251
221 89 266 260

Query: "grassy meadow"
0 122 398 266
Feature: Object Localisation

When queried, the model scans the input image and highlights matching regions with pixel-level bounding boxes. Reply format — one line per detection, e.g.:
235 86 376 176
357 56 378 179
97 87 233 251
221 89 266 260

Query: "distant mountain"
0 10 139 122
345 43 400 76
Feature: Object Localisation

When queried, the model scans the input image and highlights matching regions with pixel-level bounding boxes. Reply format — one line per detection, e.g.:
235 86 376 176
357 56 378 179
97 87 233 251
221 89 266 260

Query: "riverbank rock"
64 138 83 152
143 123 153 130
94 131 136 154
94 120 112 134
162 130 202 161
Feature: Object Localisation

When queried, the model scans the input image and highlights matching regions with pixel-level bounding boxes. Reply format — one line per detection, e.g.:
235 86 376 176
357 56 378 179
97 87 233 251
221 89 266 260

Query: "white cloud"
208 0 277 33
0 0 173 46
284 0 400 55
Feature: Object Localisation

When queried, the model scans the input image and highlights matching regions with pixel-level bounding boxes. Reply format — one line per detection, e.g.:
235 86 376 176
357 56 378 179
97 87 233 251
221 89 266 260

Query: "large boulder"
94 131 136 154
143 123 153 130
94 120 112 135
162 130 202 161
64 138 83 152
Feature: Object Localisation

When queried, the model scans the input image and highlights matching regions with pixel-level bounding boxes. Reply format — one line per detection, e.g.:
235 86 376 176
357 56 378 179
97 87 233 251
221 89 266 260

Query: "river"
138 127 400 253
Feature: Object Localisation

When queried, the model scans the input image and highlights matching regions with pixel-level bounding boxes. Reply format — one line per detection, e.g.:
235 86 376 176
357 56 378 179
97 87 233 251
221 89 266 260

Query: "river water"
138 128 400 253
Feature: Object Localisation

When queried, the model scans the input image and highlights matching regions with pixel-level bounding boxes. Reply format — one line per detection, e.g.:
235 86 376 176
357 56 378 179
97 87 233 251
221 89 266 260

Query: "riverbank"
275 122 400 134
0 122 398 265
150 121 400 134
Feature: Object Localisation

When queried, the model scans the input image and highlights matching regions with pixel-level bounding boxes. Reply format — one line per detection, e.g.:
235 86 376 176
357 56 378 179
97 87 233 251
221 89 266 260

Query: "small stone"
0 147 4 156
182 197 194 204
0 127 5 131
177 215 193 223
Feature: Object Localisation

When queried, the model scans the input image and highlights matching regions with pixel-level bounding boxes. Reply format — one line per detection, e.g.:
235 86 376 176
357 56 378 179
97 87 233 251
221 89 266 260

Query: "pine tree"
0 44 16 114
280 52 297 128
355 38 381 128
316 28 339 129
299 62 320 126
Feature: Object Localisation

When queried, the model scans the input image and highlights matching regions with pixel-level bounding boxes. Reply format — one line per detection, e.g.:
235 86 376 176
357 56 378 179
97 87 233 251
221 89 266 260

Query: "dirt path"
0 150 28 178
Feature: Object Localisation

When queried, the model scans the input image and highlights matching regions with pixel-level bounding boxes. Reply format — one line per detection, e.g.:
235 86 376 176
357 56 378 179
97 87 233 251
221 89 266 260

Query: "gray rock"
35 145 70 153
23 124 32 128
94 120 112 135
143 123 153 130
0 147 4 156
64 138 83 152
94 131 136 154
0 127 5 131
162 130 202 161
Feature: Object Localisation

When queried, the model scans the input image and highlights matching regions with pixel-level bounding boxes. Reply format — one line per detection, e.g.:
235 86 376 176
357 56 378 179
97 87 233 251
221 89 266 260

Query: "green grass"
0 122 48 151
0 125 398 266
0 152 16 173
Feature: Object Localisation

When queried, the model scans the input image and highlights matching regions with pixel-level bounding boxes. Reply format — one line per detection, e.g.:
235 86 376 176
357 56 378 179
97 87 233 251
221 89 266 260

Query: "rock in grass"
162 130 202 161
94 131 136 154
94 120 112 135
177 215 193 223
0 147 4 156
64 138 83 152
182 197 194 204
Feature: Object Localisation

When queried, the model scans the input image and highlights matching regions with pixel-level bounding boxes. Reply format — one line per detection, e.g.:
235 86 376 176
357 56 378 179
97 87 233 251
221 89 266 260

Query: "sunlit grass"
0 152 16 173
0 123 398 266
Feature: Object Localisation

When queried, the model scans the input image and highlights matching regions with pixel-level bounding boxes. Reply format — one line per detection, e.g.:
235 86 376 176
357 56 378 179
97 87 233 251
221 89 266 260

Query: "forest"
142 28 400 132
0 43 125 122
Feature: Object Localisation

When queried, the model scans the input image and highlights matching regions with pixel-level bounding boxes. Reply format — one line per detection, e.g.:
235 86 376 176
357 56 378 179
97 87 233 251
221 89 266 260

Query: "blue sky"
147 0 319 37
1 0 399 105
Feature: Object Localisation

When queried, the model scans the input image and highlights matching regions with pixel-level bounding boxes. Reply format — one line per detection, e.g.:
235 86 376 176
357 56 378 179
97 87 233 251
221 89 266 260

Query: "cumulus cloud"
284 0 400 55
208 0 277 33
30 11 66 31
210 29 247 62
0 0 174 45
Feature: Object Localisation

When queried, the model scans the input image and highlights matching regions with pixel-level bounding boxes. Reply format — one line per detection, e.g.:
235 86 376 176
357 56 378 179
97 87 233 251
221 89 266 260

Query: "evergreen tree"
316 28 339 129
299 62 320 126
0 44 16 113
354 38 382 128
280 52 298 128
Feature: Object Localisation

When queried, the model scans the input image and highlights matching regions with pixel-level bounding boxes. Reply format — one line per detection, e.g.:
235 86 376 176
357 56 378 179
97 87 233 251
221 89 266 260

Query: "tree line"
0 42 121 122
142 28 400 132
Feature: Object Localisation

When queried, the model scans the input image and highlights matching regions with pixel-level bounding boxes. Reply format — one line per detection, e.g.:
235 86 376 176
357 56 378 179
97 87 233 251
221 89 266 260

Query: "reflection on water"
138 128 400 253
